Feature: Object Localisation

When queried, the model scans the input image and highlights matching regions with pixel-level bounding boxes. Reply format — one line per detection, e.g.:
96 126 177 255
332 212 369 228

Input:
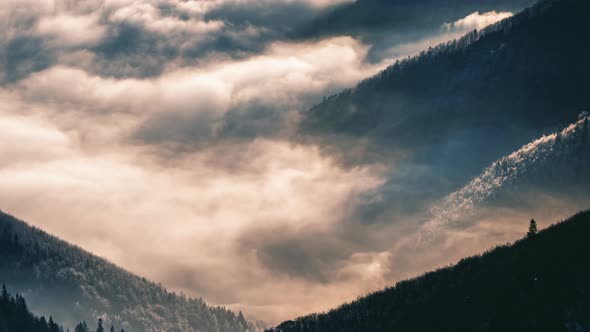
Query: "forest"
1 284 125 332
0 214 257 332
1 284 64 332
302 0 589 185
268 210 590 332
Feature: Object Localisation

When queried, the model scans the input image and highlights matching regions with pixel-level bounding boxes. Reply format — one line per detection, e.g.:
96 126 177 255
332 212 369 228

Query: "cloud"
0 0 570 326
108 1 225 35
0 0 524 83
442 11 513 32
13 35 384 154
1 0 344 81
37 13 107 47
0 115 70 166
0 114 384 320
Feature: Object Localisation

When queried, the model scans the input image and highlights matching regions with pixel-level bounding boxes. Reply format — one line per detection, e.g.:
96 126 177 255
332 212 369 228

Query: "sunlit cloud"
0 0 553 325
37 13 107 47
443 11 513 32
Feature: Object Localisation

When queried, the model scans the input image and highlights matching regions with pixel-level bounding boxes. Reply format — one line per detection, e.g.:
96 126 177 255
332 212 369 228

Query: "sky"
1 0 580 324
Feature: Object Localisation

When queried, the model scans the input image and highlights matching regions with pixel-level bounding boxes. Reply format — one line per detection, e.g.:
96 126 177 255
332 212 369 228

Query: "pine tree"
75 321 91 332
110 325 115 332
96 319 105 332
74 322 84 332
527 219 538 237
1 284 9 305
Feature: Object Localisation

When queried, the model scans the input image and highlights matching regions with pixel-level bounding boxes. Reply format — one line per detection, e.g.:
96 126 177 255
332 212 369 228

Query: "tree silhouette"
96 319 104 332
527 219 538 237
0 284 67 332
268 210 590 332
75 321 90 332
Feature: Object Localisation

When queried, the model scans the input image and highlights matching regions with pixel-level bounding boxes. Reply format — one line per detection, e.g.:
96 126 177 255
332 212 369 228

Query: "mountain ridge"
427 112 590 231
0 211 262 332
301 0 589 173
268 209 590 332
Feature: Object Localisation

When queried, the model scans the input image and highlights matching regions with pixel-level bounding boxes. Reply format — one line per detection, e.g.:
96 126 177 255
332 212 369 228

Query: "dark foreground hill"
269 210 590 332
0 212 258 332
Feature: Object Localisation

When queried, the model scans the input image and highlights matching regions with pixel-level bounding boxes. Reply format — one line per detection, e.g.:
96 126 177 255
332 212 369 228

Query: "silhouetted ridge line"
269 210 590 332
0 211 260 332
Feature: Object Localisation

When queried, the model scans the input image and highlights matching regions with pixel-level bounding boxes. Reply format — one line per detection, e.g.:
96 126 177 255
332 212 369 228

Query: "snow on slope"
426 112 589 231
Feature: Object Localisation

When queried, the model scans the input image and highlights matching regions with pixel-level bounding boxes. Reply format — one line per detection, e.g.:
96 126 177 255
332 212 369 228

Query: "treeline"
0 285 123 332
73 318 124 332
0 213 257 332
268 210 590 332
1 284 64 332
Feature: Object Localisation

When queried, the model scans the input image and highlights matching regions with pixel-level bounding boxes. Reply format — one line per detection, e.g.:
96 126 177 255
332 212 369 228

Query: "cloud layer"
0 0 563 325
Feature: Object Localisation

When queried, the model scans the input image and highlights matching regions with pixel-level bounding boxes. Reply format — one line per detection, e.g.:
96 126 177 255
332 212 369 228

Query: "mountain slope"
301 0 589 184
269 210 590 332
428 113 590 229
0 213 258 332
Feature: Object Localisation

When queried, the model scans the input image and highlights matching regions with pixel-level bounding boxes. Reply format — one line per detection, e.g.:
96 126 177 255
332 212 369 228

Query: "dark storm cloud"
133 102 294 157
240 226 347 283
0 0 534 83
237 226 364 283
0 8 54 84
90 23 173 78
300 0 535 61
133 100 296 155
204 1 323 34
0 0 347 81
0 36 55 83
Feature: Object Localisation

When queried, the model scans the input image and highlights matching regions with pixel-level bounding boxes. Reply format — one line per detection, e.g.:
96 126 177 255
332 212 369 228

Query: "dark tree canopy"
0 210 255 332
269 210 590 332
0 284 66 332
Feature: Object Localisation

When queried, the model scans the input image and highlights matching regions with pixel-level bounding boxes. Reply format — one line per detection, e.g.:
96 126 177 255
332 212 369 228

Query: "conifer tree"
96 319 105 332
527 219 538 237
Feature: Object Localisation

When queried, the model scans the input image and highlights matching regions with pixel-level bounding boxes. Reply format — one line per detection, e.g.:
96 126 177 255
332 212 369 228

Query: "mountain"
429 112 590 228
0 212 259 332
303 0 537 64
1 285 66 332
301 0 590 198
268 209 590 332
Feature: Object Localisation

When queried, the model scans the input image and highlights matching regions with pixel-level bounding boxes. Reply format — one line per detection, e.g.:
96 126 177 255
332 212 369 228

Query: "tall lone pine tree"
528 219 538 237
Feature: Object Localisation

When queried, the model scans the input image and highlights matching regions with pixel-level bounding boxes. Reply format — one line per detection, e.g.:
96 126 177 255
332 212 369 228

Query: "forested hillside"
269 210 590 332
1 285 66 332
430 113 590 226
302 0 589 184
0 213 258 332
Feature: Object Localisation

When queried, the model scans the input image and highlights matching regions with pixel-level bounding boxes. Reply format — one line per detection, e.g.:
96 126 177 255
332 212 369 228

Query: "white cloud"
18 36 382 118
108 1 225 35
443 11 513 32
37 13 106 46
0 0 535 325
